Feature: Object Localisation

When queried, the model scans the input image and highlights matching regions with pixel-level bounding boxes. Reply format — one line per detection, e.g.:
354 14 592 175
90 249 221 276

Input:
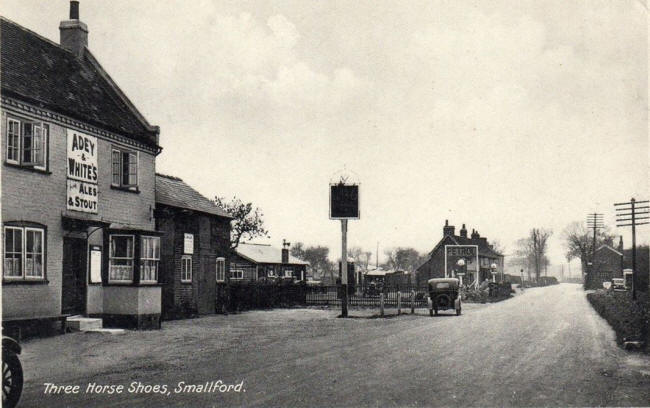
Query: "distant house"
232 242 309 283
585 241 624 290
155 174 232 318
416 220 504 287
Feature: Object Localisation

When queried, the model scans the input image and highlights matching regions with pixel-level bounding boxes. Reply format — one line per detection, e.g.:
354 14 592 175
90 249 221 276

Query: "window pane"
5 228 13 253
122 152 130 185
111 236 133 258
33 125 42 165
22 123 33 163
112 150 121 185
14 229 22 252
7 120 20 162
128 153 137 186
26 230 33 252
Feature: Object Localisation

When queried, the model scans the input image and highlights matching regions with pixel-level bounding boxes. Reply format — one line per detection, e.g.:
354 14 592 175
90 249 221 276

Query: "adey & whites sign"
66 129 98 213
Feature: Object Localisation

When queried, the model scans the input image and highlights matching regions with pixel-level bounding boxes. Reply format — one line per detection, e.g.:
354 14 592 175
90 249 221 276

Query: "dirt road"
18 283 650 407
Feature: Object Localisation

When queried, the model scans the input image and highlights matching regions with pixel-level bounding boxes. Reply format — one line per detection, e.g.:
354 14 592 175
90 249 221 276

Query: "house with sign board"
1 2 164 332
154 174 232 319
416 220 504 287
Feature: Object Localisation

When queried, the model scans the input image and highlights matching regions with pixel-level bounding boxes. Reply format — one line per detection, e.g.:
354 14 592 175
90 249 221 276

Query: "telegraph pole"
615 198 649 300
586 213 603 286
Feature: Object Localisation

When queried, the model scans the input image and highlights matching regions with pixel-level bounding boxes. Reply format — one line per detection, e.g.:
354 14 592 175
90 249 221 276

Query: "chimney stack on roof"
60 1 88 57
443 220 455 237
460 224 468 238
282 239 290 264
471 229 480 240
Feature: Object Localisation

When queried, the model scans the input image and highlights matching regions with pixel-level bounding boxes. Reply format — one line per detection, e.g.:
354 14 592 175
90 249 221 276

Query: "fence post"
380 293 385 317
397 291 402 315
411 289 415 314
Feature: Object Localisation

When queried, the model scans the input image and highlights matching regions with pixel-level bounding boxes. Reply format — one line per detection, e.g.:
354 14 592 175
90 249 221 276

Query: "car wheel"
2 350 23 408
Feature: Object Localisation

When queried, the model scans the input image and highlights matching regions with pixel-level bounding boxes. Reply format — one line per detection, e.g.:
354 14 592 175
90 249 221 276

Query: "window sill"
103 282 163 287
110 185 140 194
3 279 49 285
4 162 51 175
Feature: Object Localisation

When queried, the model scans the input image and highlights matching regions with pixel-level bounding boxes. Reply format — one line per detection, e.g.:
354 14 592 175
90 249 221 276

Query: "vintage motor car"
611 278 626 291
427 278 461 316
2 335 23 408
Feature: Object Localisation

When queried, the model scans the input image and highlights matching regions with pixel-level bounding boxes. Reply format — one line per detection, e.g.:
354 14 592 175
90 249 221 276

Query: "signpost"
330 179 360 318
445 245 479 288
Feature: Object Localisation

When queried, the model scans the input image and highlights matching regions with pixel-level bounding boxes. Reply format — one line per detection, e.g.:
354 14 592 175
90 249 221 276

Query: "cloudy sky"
2 0 647 267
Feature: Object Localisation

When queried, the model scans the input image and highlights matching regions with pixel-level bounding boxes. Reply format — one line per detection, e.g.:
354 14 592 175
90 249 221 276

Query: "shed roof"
155 174 231 218
0 17 159 147
236 243 309 266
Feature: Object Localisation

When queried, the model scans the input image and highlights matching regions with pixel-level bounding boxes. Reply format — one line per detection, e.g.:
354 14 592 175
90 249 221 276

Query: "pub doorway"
62 237 87 315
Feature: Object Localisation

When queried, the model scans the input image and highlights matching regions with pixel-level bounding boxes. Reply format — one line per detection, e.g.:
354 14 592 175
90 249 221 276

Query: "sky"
1 0 647 268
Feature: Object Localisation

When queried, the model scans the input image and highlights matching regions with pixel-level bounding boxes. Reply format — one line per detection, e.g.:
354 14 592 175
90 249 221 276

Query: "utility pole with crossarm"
615 198 649 300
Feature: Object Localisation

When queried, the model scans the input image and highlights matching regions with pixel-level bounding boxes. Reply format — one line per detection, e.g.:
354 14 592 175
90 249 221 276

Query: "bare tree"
348 246 372 271
562 221 616 277
529 228 552 282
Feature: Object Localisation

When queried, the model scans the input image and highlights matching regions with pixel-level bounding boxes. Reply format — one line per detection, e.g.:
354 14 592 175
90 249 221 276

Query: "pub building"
2 2 164 332
154 174 232 319
416 220 504 287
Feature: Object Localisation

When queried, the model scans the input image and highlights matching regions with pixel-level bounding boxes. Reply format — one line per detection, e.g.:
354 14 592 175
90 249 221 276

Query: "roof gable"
235 243 309 266
155 174 232 218
0 17 159 147
595 245 623 256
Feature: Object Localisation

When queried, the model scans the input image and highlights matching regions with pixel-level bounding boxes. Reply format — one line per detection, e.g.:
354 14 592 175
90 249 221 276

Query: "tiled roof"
236 243 309 266
0 17 159 147
155 174 231 218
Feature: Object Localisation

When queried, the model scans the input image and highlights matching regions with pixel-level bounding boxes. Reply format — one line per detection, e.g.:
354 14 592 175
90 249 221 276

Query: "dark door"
62 238 87 315
197 256 216 314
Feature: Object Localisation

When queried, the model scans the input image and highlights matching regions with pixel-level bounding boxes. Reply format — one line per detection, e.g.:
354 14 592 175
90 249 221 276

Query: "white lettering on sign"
67 129 98 183
67 179 98 213
184 234 194 254
67 129 99 213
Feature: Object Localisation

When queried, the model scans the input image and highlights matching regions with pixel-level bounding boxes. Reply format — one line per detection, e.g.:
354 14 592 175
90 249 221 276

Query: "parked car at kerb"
2 336 23 408
611 278 626 291
427 278 461 316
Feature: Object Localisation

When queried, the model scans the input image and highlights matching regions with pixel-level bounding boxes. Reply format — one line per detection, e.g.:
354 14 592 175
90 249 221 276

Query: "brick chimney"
60 1 88 57
471 229 480 240
460 224 468 238
443 220 455 237
618 236 624 253
281 239 290 264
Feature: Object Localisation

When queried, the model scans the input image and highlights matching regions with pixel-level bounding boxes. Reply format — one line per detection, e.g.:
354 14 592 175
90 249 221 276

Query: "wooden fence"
305 285 429 307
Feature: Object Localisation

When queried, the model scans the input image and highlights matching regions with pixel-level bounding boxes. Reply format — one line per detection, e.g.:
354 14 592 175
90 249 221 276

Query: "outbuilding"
154 174 232 319
232 242 309 282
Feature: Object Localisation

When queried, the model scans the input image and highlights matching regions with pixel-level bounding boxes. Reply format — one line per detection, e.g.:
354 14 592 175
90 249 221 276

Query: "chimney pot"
70 1 80 19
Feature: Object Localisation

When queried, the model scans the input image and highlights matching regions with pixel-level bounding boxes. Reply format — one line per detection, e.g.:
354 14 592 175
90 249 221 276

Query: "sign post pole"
341 219 348 317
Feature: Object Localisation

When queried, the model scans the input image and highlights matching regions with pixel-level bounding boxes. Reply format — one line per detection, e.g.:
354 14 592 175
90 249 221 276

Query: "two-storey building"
2 2 163 330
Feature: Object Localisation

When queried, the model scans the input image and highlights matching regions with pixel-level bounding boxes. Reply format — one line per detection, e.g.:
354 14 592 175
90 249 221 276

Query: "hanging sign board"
329 184 360 219
89 245 102 283
444 245 479 278
184 233 194 254
66 129 98 213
